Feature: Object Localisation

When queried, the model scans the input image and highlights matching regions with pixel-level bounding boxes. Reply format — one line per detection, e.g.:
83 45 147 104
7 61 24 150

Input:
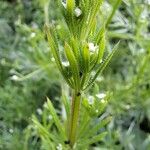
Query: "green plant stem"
69 90 81 148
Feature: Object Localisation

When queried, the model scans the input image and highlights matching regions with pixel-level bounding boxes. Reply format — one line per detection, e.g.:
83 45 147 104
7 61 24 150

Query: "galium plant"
25 0 119 149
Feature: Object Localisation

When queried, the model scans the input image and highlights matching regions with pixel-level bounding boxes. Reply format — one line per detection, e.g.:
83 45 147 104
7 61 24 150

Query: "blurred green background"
0 0 150 149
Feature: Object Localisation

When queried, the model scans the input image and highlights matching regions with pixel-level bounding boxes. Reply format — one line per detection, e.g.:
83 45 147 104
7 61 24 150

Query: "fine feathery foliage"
26 0 119 149
1 0 150 149
25 95 110 149
45 0 119 92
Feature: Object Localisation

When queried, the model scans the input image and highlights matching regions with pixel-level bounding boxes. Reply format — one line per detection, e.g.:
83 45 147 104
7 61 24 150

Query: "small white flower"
95 109 99 113
51 57 55 62
75 7 82 17
62 0 67 8
43 102 48 109
141 9 148 20
48 115 53 120
31 22 38 29
15 18 21 26
37 108 42 115
124 105 130 110
1 58 6 65
62 61 69 67
101 99 106 103
88 43 99 53
34 125 38 129
88 96 94 105
100 59 103 63
56 143 62 150
56 25 61 30
101 2 111 14
9 129 14 134
96 93 106 99
10 75 19 81
96 76 104 82
30 32 36 38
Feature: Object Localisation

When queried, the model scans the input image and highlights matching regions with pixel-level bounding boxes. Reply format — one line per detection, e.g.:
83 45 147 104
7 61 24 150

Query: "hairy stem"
69 90 81 147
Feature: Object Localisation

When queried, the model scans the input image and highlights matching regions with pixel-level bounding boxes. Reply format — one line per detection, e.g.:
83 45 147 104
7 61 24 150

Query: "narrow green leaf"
90 31 106 71
79 132 107 146
80 73 90 90
45 25 74 88
90 50 99 70
98 32 106 62
32 115 55 141
95 26 105 44
89 0 103 29
86 117 112 137
61 95 70 119
81 0 103 40
82 43 90 73
84 42 120 90
70 37 79 59
64 43 80 90
77 111 91 139
46 97 66 140
45 25 62 71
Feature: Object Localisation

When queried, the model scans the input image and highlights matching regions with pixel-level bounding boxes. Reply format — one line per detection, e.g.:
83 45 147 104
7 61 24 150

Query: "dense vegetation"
0 0 150 150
